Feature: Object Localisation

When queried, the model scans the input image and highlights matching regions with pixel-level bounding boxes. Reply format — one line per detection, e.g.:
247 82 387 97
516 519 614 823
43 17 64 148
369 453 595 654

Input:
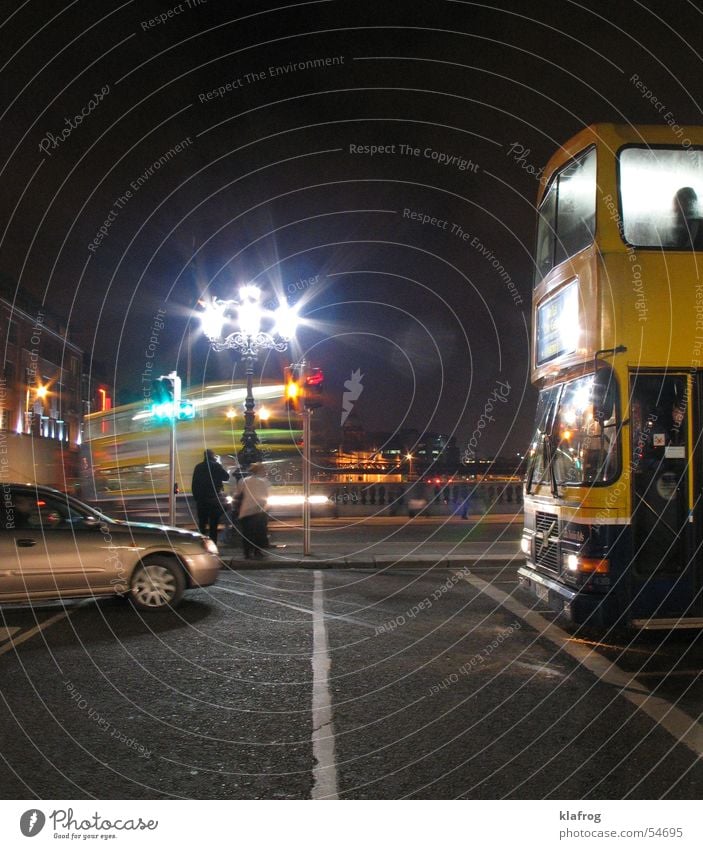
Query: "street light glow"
200 282 299 466
200 299 226 340
238 285 262 336
273 302 299 340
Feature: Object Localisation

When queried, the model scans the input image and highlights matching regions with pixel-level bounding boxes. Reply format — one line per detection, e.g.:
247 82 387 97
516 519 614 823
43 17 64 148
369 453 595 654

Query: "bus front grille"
534 511 560 574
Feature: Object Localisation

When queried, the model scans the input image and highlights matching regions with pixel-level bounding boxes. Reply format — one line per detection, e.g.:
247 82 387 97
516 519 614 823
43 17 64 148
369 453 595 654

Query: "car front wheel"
129 556 186 610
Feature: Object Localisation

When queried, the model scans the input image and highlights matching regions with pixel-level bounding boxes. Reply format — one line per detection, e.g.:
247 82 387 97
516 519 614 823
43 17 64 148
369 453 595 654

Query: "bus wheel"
129 556 185 610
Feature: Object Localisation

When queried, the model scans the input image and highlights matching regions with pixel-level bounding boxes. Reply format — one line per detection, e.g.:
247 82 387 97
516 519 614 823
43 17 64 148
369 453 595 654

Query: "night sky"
2 0 702 457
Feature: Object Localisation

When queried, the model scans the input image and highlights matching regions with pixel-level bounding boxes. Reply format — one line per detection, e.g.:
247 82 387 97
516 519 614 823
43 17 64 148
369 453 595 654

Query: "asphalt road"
1 556 701 800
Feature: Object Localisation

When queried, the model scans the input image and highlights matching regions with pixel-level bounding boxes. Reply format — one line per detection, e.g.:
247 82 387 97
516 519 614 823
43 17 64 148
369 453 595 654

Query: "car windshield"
527 373 619 491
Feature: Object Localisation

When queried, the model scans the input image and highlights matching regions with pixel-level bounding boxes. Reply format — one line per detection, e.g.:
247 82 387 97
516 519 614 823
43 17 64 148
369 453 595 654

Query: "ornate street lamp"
200 285 298 468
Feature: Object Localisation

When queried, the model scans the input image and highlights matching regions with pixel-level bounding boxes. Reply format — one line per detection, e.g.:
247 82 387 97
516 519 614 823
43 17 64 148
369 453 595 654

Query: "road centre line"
460 572 703 759
0 626 20 641
0 612 72 656
311 571 339 800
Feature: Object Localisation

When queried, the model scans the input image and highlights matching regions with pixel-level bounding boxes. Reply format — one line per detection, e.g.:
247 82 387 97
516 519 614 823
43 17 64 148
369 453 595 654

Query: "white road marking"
213 583 376 629
461 572 703 759
0 626 20 642
0 612 71 656
311 571 339 800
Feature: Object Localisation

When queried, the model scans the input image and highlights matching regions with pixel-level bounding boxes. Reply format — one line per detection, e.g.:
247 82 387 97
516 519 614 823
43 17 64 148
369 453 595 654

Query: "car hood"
106 518 204 540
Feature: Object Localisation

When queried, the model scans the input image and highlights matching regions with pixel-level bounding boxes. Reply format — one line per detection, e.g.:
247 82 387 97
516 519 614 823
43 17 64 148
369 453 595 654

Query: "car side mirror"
82 515 101 528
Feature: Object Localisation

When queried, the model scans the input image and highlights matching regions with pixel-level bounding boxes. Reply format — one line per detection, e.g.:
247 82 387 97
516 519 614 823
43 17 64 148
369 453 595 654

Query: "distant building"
0 293 111 488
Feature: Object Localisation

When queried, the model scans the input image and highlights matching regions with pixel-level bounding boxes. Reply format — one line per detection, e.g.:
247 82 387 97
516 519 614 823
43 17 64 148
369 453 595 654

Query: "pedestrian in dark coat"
191 449 229 543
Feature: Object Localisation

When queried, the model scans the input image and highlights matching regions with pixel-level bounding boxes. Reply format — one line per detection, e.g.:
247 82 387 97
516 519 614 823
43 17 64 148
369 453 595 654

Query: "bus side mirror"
592 370 614 423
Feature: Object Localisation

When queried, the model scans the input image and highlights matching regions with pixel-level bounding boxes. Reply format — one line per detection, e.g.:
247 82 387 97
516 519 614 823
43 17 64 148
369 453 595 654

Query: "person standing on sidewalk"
236 463 270 559
191 449 229 543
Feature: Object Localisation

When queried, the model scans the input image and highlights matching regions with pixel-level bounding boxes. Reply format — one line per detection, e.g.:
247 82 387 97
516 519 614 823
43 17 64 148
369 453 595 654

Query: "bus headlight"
521 536 531 555
564 552 609 574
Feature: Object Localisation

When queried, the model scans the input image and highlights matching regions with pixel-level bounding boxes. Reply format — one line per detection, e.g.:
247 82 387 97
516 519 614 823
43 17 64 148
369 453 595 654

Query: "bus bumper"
517 566 618 627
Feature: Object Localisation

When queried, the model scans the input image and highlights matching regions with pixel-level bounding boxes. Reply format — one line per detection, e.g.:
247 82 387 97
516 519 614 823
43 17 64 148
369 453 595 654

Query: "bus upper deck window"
554 148 597 265
534 146 596 286
619 147 703 249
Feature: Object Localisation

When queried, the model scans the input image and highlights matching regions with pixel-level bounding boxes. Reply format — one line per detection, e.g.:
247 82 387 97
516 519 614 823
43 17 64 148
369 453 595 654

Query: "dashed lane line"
0 612 73 656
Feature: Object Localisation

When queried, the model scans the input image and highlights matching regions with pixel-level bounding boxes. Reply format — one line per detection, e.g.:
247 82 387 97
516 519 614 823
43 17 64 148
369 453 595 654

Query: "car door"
0 487 117 600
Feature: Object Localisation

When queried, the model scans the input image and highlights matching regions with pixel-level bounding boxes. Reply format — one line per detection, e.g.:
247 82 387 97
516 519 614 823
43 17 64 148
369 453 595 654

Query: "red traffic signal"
284 366 324 411
304 368 324 409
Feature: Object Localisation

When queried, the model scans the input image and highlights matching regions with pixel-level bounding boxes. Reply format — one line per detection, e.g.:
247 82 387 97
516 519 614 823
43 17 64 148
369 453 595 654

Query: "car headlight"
202 538 219 555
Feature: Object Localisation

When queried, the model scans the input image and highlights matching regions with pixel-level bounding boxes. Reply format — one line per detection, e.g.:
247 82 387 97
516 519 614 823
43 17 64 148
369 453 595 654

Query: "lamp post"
200 285 298 468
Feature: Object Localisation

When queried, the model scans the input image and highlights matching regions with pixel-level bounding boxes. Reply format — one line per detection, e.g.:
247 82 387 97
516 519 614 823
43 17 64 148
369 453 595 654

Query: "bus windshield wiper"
543 433 560 499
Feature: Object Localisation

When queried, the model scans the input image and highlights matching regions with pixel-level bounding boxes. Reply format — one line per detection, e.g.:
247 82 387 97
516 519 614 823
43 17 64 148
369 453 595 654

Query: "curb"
220 553 519 570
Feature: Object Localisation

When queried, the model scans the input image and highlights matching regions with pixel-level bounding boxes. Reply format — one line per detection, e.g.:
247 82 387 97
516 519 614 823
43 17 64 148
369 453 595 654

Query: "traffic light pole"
285 359 323 556
302 406 311 556
165 371 181 526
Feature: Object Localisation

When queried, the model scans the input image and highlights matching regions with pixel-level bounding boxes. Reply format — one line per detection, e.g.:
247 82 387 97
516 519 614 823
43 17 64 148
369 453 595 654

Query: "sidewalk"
217 532 521 571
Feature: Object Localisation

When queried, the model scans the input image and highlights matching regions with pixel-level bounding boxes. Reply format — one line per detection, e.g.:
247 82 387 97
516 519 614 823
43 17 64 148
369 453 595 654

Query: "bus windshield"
527 373 619 492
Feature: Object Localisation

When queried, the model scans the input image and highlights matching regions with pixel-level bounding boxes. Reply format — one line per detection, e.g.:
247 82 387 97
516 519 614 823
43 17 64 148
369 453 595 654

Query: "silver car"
1 483 221 610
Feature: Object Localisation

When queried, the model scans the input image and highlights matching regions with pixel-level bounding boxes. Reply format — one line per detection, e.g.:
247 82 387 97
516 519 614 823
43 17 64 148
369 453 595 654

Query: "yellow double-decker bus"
519 123 703 629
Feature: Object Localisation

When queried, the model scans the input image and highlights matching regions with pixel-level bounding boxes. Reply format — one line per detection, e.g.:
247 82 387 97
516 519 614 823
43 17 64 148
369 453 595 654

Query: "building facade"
0 295 109 489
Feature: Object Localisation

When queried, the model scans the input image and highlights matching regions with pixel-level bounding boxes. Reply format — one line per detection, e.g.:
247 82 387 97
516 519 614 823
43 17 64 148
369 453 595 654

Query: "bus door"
629 372 701 619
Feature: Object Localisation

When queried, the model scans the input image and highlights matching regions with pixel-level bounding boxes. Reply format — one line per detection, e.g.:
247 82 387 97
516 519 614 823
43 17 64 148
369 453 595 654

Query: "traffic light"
151 377 175 420
304 368 324 410
150 374 187 420
284 365 302 411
